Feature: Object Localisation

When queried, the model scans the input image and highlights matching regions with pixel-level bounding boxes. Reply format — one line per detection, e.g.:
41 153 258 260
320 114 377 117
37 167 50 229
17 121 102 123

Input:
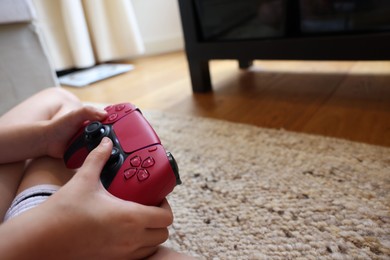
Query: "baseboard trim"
143 36 184 56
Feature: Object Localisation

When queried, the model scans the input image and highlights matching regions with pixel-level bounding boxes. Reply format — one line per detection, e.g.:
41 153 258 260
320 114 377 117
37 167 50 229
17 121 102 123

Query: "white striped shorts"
4 184 60 221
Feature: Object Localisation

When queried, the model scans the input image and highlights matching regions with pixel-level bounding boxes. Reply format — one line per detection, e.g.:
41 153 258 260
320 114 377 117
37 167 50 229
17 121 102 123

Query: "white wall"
131 0 184 55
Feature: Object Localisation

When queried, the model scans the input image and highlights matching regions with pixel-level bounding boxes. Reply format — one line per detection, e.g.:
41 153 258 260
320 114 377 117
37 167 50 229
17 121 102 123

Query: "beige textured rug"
142 111 390 260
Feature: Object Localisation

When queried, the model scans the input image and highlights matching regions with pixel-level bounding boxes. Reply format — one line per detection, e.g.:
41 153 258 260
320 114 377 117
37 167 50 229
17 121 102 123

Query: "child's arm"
0 122 47 164
0 106 107 164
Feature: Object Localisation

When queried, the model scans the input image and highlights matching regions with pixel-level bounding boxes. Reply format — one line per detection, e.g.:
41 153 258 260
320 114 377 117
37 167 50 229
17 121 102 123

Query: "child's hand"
2 137 173 259
44 106 107 158
48 137 173 259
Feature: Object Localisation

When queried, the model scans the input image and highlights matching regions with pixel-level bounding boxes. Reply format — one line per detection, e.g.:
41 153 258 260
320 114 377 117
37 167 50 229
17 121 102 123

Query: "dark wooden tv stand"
178 0 390 93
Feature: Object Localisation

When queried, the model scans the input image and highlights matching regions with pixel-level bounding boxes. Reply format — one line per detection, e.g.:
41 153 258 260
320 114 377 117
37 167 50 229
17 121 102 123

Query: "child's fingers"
81 106 108 120
129 201 174 229
67 106 107 126
53 106 107 139
77 137 113 182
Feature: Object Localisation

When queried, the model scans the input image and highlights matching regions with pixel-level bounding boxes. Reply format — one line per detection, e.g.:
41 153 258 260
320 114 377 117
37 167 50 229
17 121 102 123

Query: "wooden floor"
62 51 390 147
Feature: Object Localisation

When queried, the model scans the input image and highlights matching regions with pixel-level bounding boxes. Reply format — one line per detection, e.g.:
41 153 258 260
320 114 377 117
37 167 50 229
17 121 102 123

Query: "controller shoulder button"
137 169 150 181
130 156 142 167
124 168 137 180
142 157 155 168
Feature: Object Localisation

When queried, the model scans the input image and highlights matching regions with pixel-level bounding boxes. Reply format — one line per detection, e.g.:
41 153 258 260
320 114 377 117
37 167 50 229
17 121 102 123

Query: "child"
0 88 193 259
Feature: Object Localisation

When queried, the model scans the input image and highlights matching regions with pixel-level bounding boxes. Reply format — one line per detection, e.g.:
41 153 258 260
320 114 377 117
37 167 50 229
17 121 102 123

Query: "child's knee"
42 88 82 118
45 88 81 107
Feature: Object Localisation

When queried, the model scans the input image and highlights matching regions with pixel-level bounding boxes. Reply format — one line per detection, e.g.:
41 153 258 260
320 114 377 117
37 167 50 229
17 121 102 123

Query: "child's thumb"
77 137 113 182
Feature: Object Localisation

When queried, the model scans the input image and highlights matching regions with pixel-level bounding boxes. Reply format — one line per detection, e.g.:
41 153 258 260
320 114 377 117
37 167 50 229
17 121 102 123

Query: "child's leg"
16 157 75 195
3 157 74 221
147 246 197 260
3 156 75 221
0 163 26 220
0 88 82 219
0 87 81 123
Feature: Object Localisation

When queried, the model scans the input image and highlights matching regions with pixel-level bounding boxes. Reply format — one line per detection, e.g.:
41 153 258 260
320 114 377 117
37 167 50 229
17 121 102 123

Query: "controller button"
148 146 158 152
115 104 126 111
124 168 137 180
137 169 150 181
130 156 142 167
104 105 113 111
108 113 118 121
142 157 155 168
124 104 134 113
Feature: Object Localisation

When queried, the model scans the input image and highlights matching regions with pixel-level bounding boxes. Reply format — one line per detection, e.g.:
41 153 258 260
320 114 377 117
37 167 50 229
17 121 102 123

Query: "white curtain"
32 0 145 71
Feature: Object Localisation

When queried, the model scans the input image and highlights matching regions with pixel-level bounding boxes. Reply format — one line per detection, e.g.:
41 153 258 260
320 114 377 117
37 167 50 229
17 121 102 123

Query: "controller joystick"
85 121 106 140
106 147 121 168
64 103 181 206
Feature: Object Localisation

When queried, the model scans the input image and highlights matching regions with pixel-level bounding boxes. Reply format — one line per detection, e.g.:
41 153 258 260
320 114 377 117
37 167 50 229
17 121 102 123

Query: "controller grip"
64 137 89 169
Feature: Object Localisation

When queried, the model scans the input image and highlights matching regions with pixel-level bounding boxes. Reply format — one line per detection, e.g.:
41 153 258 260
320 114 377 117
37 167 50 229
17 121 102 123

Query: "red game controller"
64 103 181 206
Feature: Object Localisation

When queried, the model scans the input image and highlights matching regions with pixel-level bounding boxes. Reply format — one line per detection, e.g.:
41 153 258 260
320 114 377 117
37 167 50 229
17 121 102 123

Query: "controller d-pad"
115 104 126 111
137 169 150 181
124 168 137 179
142 157 155 168
130 156 142 167
108 113 118 121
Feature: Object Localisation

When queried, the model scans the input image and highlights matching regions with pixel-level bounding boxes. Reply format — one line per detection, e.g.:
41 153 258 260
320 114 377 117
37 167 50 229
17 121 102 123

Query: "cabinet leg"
238 60 253 69
188 59 212 92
